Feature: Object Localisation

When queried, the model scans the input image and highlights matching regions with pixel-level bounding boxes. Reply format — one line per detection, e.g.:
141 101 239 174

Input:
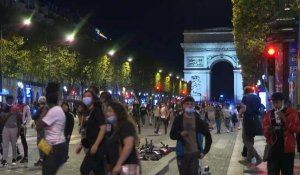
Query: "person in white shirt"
37 83 67 175
155 103 170 135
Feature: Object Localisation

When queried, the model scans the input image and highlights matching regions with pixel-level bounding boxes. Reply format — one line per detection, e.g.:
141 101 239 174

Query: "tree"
97 55 114 88
0 36 30 79
232 0 275 85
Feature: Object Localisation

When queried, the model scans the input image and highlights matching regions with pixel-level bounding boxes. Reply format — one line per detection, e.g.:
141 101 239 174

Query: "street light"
127 57 133 62
65 33 75 43
169 73 172 77
108 49 115 56
159 69 162 73
23 18 32 26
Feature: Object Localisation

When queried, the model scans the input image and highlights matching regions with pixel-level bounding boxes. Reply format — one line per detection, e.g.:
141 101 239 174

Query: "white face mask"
82 97 93 107
107 116 117 124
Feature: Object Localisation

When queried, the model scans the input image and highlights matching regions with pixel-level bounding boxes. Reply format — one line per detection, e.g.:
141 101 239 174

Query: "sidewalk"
227 129 300 175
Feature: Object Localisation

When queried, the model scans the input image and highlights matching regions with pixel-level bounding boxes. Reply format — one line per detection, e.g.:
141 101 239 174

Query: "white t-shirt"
161 107 166 119
42 106 66 145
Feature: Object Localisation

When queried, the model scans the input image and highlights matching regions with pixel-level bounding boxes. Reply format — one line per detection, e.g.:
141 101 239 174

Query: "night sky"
49 0 232 73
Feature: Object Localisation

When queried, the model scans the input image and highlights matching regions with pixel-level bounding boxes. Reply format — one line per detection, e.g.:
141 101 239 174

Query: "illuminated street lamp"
108 49 115 56
65 33 75 42
176 76 180 79
23 18 32 26
159 69 162 73
127 57 133 62
169 73 172 77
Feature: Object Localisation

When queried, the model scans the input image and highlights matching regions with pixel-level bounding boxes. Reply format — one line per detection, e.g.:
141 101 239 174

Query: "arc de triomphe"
181 28 243 102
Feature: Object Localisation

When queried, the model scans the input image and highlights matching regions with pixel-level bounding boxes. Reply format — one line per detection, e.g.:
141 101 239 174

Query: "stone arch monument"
181 28 243 102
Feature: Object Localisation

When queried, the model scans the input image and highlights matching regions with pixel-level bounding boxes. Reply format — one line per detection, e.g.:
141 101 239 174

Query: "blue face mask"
82 97 93 107
107 116 117 124
185 107 195 113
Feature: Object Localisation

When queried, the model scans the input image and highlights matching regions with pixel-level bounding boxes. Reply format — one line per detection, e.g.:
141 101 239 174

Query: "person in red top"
263 92 300 175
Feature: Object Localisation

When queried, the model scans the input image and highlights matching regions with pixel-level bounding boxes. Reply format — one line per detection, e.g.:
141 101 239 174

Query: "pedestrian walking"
170 96 212 175
106 101 140 175
132 101 141 134
223 105 233 133
146 103 153 126
153 104 160 128
155 103 170 135
238 86 263 166
1 96 22 167
16 95 31 163
214 104 223 134
140 103 147 126
32 96 48 166
36 83 68 175
61 102 74 160
75 90 107 175
263 92 300 175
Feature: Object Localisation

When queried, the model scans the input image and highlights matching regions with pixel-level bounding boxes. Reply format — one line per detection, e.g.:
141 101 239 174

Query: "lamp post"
0 18 31 94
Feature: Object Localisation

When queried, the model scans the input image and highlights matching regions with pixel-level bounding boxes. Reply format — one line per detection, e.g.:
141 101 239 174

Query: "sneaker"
12 159 17 166
34 159 43 166
1 160 8 167
20 157 28 163
16 154 23 161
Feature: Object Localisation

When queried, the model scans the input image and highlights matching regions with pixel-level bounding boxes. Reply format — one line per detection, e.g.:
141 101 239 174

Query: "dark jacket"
170 112 212 157
64 112 74 140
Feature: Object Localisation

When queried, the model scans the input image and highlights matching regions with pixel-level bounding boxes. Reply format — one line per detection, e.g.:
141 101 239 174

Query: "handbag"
121 164 140 175
38 138 53 156
263 134 277 162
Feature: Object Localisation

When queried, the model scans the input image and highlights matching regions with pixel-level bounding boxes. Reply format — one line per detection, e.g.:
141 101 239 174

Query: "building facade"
182 28 243 102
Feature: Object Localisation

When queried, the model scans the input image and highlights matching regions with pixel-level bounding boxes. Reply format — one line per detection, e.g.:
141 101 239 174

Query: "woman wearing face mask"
76 90 107 175
106 101 140 175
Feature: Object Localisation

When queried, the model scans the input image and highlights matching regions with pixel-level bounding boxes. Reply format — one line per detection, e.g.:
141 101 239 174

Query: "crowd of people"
0 83 300 175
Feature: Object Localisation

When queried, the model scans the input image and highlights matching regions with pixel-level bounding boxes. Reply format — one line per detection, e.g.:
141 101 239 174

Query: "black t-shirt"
86 106 106 147
270 109 285 151
140 106 147 115
107 121 139 166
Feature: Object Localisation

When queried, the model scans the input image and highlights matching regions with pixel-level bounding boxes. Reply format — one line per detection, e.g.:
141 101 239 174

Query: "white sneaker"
11 159 17 166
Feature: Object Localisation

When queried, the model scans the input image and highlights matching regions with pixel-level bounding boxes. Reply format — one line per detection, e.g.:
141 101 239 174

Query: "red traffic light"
266 45 276 57
155 85 161 91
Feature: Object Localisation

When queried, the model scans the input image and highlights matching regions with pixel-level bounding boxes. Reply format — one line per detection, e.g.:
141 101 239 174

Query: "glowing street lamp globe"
23 18 31 26
127 58 133 62
66 34 75 42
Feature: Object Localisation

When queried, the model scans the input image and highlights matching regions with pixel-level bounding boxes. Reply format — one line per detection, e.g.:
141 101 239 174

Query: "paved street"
0 111 240 175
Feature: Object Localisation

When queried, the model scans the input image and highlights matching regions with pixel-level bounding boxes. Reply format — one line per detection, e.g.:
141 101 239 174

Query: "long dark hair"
107 102 139 145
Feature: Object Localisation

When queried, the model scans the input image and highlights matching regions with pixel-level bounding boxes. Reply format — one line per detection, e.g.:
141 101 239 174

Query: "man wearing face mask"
170 96 212 175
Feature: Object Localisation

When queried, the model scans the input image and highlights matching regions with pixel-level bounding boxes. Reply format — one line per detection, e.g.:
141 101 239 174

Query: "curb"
146 152 176 175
